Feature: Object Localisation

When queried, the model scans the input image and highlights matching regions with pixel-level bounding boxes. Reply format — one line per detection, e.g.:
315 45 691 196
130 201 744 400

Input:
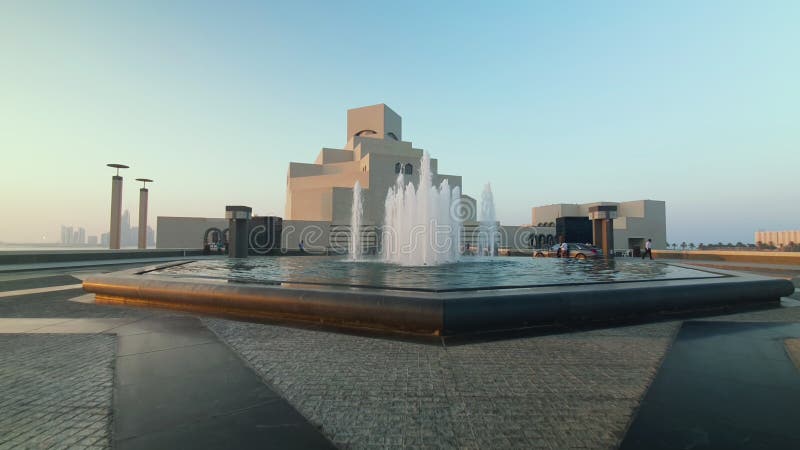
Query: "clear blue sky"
1 0 798 245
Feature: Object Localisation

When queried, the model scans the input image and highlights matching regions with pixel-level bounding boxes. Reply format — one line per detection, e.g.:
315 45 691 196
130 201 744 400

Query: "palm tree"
698 242 704 250
680 241 687 251
689 243 695 250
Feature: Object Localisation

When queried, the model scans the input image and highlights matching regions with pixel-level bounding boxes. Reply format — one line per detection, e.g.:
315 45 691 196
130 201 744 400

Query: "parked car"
532 243 600 259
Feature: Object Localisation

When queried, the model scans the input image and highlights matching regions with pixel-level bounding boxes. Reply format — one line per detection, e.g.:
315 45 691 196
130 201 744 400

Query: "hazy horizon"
2 1 798 245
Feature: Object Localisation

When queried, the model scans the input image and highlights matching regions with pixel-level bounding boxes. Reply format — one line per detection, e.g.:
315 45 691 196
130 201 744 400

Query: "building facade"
755 230 800 248
531 200 667 252
286 104 462 226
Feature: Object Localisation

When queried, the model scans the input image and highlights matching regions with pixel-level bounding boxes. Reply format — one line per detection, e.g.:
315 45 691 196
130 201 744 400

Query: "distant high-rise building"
60 225 88 245
60 225 74 244
101 232 110 247
146 226 156 247
88 235 98 246
121 209 137 247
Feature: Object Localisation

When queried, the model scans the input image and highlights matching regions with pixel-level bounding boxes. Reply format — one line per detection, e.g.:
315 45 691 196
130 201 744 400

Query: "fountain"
349 180 363 261
478 183 497 257
381 151 462 266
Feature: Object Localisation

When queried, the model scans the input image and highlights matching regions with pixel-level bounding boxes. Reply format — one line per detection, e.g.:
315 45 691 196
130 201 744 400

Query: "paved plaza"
1 264 799 449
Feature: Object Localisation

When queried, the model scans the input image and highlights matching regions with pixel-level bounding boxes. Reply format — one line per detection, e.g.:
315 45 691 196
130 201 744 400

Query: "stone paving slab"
621 321 800 449
205 318 679 449
0 334 115 450
0 289 154 319
111 316 334 449
0 318 134 334
0 275 82 292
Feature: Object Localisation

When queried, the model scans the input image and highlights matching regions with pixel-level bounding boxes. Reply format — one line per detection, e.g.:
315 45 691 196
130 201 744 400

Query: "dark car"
533 243 600 259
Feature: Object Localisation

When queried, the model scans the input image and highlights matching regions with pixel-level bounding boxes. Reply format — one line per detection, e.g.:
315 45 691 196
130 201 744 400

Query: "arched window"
355 129 377 137
404 163 413 175
394 162 402 174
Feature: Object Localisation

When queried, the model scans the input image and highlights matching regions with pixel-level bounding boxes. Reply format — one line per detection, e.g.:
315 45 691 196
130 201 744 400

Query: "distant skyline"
1 1 798 245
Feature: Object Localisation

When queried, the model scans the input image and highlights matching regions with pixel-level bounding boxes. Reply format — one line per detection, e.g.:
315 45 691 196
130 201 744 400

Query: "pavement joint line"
23 318 78 333
0 284 84 298
116 339 218 357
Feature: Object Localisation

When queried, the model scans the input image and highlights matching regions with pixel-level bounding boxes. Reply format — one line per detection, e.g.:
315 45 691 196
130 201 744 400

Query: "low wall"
0 249 204 265
653 250 800 266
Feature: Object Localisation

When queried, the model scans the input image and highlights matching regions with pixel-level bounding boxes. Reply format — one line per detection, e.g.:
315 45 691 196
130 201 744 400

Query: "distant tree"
735 241 745 248
689 243 696 250
698 242 705 250
680 241 687 251
756 240 764 250
768 241 776 250
717 242 724 247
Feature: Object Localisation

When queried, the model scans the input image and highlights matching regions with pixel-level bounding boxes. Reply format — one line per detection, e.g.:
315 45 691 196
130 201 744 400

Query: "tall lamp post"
135 178 153 249
107 163 129 249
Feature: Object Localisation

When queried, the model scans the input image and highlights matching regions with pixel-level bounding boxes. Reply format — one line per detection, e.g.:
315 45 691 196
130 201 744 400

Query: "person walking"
642 238 653 260
561 241 569 258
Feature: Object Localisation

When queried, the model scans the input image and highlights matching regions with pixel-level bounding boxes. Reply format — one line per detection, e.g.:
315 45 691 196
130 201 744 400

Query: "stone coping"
82 262 794 338
655 250 800 265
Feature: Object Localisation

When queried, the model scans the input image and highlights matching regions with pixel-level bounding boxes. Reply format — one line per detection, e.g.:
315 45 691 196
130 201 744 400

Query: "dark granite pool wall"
82 265 794 337
441 277 793 334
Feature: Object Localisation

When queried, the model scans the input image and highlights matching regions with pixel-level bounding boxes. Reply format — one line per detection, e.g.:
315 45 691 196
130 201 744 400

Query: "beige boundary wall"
654 250 800 265
157 216 228 249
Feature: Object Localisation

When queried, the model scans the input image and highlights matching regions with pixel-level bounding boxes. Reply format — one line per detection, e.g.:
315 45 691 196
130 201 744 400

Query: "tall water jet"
478 183 497 256
349 180 363 260
382 151 462 266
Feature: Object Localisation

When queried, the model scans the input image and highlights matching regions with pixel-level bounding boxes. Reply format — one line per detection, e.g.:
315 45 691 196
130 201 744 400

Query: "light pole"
135 178 153 249
107 163 129 249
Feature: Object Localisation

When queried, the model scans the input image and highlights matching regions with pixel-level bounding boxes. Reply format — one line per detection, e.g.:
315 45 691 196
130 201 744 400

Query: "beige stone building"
755 230 800 247
285 104 462 226
532 200 667 252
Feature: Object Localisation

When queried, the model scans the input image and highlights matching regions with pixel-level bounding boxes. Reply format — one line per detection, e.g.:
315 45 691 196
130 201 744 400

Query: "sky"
1 0 798 245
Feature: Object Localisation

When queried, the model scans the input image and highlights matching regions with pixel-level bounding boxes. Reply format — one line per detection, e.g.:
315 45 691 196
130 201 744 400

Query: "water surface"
150 256 722 292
